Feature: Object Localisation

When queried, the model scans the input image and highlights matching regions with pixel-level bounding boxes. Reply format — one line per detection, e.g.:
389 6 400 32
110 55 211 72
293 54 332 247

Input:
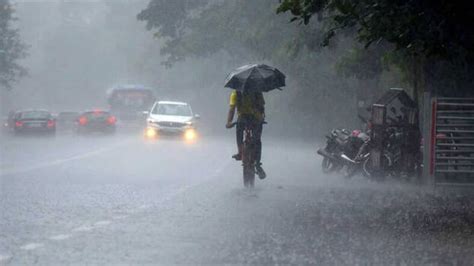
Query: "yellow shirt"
229 90 264 121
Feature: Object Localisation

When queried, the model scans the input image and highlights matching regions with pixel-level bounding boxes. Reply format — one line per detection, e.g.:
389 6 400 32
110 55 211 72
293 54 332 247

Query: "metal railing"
434 97 474 185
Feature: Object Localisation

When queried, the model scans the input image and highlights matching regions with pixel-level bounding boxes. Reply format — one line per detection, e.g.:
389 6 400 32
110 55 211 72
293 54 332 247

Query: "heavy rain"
1 0 474 264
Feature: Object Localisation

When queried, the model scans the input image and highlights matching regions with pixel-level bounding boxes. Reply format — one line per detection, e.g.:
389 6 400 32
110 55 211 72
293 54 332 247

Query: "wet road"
1 131 474 265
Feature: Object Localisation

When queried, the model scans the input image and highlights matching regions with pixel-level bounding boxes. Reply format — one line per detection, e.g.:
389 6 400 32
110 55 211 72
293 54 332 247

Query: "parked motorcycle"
317 129 350 173
317 128 368 176
339 127 402 180
359 129 399 179
360 127 417 180
339 130 370 178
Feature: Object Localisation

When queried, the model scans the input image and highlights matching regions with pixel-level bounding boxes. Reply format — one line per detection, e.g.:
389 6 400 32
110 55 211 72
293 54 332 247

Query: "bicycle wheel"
242 143 255 188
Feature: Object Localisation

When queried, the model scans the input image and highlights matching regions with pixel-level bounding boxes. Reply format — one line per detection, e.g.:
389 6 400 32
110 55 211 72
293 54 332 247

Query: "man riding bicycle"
226 90 266 179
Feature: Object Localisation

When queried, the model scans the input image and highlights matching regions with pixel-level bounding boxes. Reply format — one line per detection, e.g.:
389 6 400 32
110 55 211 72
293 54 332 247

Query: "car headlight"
184 128 196 141
145 127 157 138
185 121 193 126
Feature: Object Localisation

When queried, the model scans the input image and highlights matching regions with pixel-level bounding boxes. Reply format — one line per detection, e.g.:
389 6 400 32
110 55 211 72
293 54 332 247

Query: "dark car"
13 110 56 136
2 110 17 133
56 111 79 131
76 110 116 135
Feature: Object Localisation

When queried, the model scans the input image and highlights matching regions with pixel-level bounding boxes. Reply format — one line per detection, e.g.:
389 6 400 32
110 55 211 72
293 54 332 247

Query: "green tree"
0 0 27 89
137 0 402 135
138 0 292 66
277 0 473 60
277 0 474 97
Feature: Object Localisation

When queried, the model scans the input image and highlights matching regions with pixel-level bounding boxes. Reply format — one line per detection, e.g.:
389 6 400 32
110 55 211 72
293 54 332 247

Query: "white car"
145 101 199 140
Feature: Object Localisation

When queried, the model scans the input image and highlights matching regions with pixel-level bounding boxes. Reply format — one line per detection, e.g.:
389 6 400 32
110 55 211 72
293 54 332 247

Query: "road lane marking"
0 140 132 177
49 234 72 241
20 243 44 251
72 225 94 232
94 220 111 227
7 155 232 259
112 215 129 220
139 160 232 208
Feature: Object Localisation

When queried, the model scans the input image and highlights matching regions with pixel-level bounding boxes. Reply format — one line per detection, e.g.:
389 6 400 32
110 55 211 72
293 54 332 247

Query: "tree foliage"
138 0 377 134
137 0 208 39
278 0 474 98
336 43 390 80
137 0 313 66
277 0 474 61
0 0 27 89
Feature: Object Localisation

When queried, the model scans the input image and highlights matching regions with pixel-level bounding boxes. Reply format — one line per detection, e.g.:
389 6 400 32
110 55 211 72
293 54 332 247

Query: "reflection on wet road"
1 132 473 264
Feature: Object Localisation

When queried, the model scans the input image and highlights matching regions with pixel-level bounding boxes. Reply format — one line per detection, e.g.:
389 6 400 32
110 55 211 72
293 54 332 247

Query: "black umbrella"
224 64 286 92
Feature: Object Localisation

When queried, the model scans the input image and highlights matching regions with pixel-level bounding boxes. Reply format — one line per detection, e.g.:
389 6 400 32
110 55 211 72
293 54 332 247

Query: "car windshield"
19 111 51 119
154 104 192 116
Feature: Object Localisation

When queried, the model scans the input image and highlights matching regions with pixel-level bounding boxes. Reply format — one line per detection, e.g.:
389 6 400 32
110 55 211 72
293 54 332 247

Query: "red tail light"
107 116 116 125
47 120 55 128
79 116 88 125
15 121 23 127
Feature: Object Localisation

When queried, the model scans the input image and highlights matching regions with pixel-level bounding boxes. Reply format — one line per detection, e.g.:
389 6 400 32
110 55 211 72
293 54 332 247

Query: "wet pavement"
1 131 474 265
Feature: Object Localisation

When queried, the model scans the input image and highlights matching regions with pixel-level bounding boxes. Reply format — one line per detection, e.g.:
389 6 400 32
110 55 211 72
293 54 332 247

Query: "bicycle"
229 120 265 188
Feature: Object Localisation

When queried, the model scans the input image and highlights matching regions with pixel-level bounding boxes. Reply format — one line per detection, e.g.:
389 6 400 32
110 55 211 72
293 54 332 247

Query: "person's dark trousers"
236 117 263 164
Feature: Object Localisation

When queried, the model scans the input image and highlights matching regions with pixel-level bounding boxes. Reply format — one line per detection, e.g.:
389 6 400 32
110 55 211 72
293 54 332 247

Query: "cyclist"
226 90 266 179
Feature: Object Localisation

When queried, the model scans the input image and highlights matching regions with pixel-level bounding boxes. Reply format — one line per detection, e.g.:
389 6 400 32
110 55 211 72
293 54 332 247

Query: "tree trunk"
412 55 425 107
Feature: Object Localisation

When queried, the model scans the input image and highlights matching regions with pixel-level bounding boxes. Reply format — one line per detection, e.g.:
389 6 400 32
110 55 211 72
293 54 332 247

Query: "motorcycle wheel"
362 155 388 181
342 164 358 178
321 157 341 173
